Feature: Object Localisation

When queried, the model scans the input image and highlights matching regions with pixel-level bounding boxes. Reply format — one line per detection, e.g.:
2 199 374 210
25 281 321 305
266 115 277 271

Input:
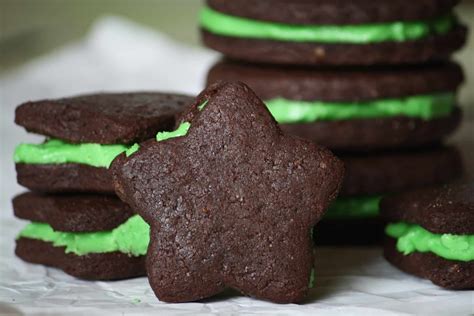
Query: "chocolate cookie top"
207 0 459 24
15 92 193 144
112 82 343 303
381 182 474 235
13 192 134 232
207 60 464 102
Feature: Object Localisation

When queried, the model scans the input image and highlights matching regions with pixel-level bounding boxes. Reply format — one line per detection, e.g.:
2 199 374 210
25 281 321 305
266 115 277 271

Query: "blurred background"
1 0 204 72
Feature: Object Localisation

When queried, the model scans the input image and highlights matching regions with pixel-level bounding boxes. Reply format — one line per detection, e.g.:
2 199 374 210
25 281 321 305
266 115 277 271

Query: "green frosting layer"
156 122 191 142
198 100 209 111
18 215 150 256
14 139 129 168
200 6 454 44
325 196 382 219
125 143 140 157
266 93 455 124
386 222 474 262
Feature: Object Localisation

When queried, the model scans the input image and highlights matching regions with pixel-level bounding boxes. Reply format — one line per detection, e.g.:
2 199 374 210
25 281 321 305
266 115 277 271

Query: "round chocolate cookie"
207 0 460 25
280 111 461 151
381 182 474 235
381 182 474 289
200 0 467 65
14 92 192 193
208 60 464 102
340 145 463 197
207 60 463 151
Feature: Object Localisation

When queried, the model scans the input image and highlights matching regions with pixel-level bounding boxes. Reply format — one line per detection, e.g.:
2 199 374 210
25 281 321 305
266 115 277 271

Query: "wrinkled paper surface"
0 16 472 315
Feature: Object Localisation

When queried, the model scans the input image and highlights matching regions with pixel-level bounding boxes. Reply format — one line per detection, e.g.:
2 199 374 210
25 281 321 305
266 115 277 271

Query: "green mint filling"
325 196 382 220
266 93 455 124
386 222 474 262
18 215 150 256
156 122 191 142
200 6 455 44
198 100 209 111
125 143 140 157
154 100 205 142
14 139 129 168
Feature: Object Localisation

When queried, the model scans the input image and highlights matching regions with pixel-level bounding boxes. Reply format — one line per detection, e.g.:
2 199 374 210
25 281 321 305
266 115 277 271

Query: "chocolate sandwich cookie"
14 192 149 280
112 82 344 303
14 92 192 193
200 0 467 66
314 146 464 245
381 182 474 289
207 60 463 151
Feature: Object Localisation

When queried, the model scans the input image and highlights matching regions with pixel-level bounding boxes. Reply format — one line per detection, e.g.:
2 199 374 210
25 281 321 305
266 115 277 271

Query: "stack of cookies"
12 92 191 279
201 0 468 244
10 84 346 303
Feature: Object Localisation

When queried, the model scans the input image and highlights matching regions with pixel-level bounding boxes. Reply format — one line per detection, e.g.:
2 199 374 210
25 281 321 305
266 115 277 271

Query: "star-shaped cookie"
112 82 343 303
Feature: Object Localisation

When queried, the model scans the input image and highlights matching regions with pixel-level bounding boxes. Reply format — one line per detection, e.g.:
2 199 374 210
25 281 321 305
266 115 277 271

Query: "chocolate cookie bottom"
16 238 146 280
206 60 464 104
281 108 461 151
384 237 474 289
339 145 463 196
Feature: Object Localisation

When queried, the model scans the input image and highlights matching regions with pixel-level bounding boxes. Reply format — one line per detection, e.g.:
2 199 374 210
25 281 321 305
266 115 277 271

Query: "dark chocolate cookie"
202 27 467 66
13 192 134 232
207 60 463 151
381 182 474 235
15 163 114 193
15 92 192 144
384 237 473 289
207 60 464 102
340 146 463 196
112 82 343 303
16 238 146 280
280 108 461 151
381 182 474 289
208 0 460 25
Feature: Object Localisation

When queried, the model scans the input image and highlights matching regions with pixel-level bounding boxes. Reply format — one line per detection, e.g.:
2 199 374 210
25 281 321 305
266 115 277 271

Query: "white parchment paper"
0 16 472 315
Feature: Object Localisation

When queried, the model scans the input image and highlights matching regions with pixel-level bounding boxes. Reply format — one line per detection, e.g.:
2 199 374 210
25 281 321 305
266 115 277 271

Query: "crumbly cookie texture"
112 82 343 303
